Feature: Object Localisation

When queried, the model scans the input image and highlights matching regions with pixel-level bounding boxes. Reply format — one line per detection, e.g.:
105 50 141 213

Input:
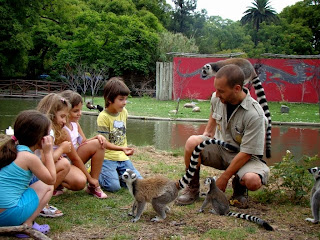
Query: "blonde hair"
37 93 71 144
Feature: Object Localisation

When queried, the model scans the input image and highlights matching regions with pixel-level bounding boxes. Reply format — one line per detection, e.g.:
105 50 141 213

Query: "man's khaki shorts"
199 137 270 185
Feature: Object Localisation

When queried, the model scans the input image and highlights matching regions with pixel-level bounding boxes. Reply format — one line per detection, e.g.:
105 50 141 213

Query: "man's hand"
215 174 230 192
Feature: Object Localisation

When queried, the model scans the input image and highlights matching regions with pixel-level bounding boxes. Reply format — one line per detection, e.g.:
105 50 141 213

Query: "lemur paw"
151 216 163 222
305 218 319 224
131 218 139 223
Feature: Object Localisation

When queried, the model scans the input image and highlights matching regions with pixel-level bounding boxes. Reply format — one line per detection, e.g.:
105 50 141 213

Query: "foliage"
169 0 197 35
1 0 319 80
197 17 254 54
280 0 320 53
157 31 199 62
240 0 279 45
258 152 319 204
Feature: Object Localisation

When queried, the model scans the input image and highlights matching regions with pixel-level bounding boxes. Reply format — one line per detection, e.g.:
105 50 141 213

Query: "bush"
256 151 319 205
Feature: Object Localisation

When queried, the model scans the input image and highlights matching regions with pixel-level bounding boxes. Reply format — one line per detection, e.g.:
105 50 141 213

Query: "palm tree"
241 0 279 45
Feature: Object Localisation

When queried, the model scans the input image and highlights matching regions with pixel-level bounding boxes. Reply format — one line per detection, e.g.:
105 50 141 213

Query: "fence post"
156 62 173 100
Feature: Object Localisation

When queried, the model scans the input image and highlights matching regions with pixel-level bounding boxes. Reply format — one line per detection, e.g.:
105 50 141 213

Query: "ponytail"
0 138 18 169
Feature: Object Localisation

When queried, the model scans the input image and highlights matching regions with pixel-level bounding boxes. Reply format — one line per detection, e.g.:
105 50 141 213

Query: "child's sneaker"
85 183 108 199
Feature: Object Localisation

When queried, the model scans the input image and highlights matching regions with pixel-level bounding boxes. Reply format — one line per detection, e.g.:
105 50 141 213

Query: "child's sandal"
39 204 63 218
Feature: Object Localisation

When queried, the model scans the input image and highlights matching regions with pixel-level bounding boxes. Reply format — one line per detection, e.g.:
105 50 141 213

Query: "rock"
169 110 177 114
184 103 196 108
281 105 289 113
192 107 200 112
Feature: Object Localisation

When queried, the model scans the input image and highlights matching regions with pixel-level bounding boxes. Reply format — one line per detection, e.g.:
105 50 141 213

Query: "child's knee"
99 176 121 192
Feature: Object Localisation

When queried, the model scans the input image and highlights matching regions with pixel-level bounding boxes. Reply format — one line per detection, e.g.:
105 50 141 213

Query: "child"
0 110 55 236
60 90 134 198
36 93 72 217
97 77 142 192
37 93 93 194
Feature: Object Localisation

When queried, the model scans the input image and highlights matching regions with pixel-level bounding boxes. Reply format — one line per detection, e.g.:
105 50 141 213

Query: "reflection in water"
0 98 319 166
80 115 320 166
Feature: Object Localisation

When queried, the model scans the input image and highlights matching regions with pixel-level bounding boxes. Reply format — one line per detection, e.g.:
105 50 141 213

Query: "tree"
170 0 197 35
157 31 198 62
280 0 320 53
0 0 43 77
241 0 279 45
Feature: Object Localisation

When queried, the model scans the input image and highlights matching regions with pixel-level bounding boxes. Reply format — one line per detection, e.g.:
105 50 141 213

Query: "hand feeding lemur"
305 167 320 224
122 139 239 222
199 177 273 231
201 58 272 159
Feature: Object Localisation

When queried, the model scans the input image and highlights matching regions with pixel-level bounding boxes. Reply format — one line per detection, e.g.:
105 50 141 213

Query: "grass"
86 96 320 123
0 141 319 239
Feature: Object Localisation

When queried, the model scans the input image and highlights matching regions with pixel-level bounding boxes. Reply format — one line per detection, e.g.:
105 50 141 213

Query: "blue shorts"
0 188 39 226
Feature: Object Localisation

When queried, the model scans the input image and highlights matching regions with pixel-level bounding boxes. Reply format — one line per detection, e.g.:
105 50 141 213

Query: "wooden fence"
156 62 173 100
0 80 68 98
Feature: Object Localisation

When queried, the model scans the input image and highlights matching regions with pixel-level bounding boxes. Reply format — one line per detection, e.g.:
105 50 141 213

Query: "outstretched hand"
215 175 229 192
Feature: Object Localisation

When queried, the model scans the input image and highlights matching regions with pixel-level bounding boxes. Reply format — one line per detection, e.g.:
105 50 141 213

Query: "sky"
167 0 302 21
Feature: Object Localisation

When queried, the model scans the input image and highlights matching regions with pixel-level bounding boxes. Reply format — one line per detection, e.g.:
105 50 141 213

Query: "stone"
192 107 200 112
281 105 290 113
184 103 196 108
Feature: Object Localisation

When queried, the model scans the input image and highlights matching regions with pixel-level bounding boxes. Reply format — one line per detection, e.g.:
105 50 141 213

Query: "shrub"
256 151 319 205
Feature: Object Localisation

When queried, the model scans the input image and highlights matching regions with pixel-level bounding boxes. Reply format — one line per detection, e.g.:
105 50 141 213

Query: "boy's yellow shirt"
97 108 128 161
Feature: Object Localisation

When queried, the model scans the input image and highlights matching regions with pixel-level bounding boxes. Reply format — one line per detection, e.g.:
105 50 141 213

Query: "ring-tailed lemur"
199 177 274 231
178 138 239 189
122 139 239 222
305 167 320 224
201 58 272 159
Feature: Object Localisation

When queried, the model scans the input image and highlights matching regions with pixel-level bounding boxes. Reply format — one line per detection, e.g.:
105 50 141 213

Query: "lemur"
201 58 272 159
199 177 274 231
122 169 178 222
305 167 320 224
122 139 239 222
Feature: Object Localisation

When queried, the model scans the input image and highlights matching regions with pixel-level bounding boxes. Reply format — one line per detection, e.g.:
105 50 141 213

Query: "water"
1 98 319 165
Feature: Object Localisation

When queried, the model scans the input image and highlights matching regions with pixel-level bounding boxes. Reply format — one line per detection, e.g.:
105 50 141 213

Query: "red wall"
173 57 320 103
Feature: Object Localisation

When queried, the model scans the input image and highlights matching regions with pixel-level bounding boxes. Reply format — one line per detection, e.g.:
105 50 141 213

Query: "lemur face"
204 176 217 185
308 167 320 180
201 64 215 79
204 177 212 185
122 169 137 183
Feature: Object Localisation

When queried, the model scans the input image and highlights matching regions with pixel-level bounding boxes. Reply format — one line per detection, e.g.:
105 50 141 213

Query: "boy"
97 77 142 192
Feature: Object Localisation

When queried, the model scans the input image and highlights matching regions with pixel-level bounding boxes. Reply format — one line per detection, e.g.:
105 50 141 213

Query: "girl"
36 93 72 217
0 110 55 236
60 90 133 198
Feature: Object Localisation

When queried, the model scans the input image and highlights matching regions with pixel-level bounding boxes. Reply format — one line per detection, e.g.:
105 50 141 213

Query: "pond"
0 98 319 166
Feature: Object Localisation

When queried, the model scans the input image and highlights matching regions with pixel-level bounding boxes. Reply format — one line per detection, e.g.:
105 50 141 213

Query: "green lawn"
86 96 320 123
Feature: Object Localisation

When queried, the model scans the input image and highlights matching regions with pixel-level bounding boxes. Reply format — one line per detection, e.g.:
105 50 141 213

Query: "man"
176 64 270 207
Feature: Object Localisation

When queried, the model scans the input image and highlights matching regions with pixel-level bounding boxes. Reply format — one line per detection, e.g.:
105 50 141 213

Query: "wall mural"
173 57 320 103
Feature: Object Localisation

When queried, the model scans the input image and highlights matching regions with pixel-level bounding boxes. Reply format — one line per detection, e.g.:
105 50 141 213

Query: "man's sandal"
39 204 63 218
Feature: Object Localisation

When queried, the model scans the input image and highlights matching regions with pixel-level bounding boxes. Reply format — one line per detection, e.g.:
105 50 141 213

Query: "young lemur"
200 177 274 231
305 167 320 224
122 139 239 222
201 58 272 159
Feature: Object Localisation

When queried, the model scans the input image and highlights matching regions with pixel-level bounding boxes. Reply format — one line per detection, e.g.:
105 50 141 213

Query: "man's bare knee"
241 173 262 191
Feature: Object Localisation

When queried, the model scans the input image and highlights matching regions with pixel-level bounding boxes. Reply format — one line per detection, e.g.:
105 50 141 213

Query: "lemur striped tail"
252 77 272 158
227 211 274 231
178 139 239 189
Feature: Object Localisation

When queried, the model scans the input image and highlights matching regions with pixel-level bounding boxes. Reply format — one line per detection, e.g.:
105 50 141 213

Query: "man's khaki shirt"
210 88 265 156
